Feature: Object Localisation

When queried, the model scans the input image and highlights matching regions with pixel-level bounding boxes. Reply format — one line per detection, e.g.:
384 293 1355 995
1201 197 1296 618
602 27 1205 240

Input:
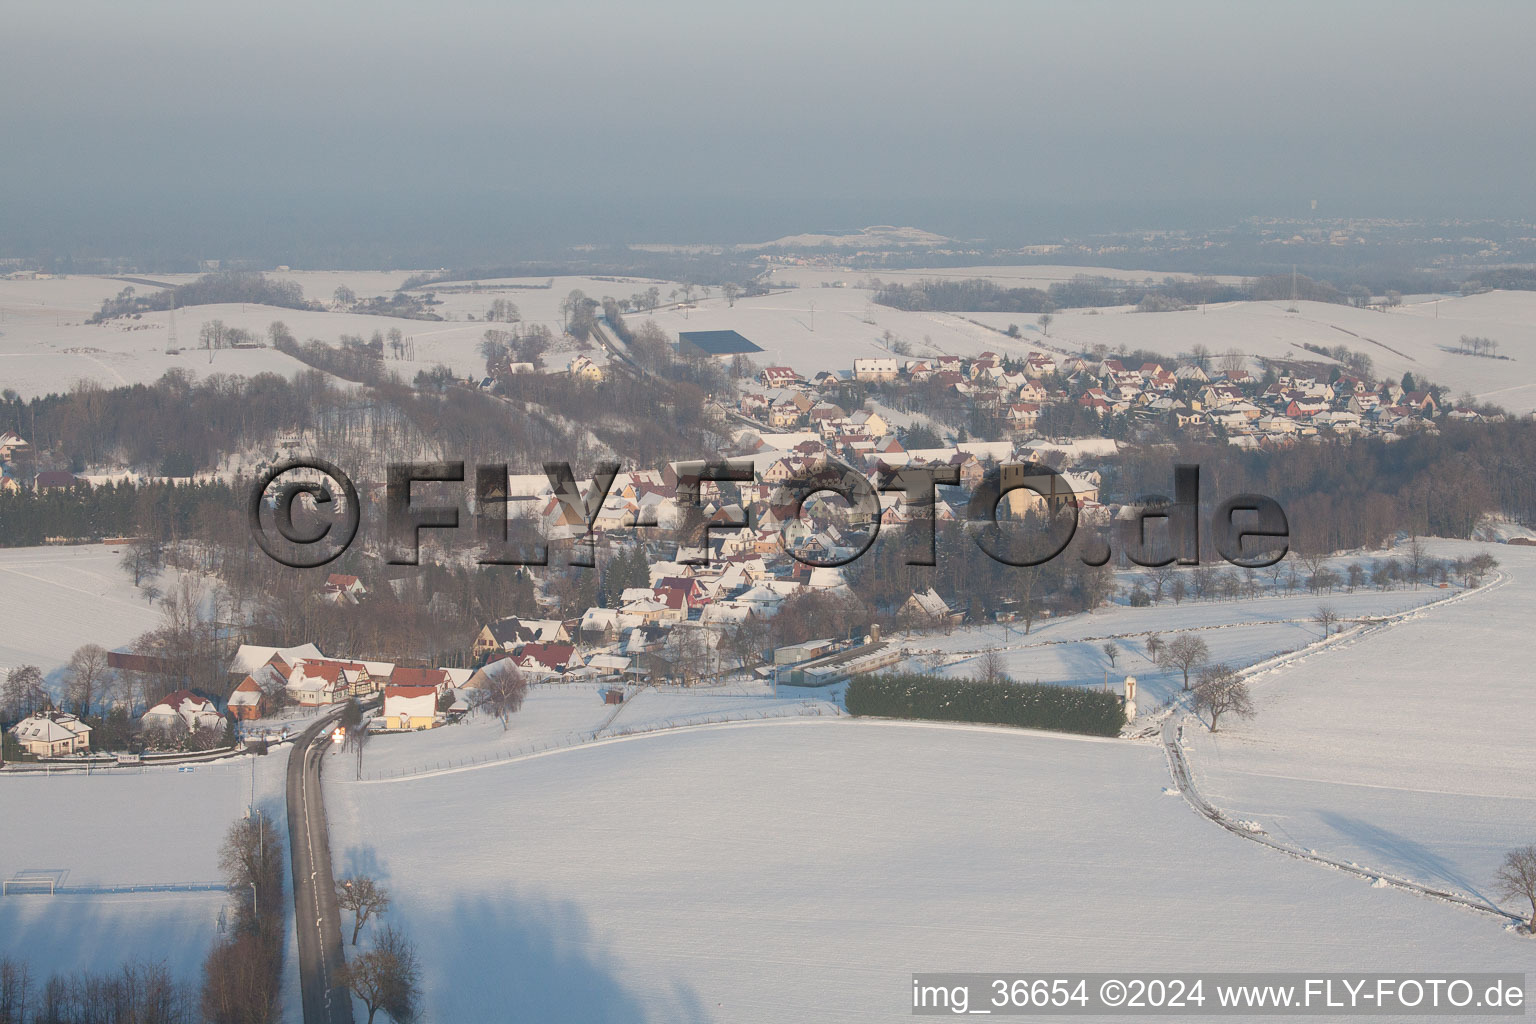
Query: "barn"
677 330 763 359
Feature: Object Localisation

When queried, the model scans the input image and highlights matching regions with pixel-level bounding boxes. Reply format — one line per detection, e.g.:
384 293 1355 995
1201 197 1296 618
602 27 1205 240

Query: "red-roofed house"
142 690 225 733
759 366 801 389
382 685 438 730
517 643 583 675
389 666 452 696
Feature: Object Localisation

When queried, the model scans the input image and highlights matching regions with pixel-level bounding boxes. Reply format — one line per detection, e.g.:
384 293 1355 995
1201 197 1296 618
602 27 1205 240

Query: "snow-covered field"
0 544 164 685
0 766 247 887
326 719 1529 1023
357 681 840 780
11 272 1536 411
1184 540 1536 911
0 274 647 397
0 755 292 997
911 565 1452 707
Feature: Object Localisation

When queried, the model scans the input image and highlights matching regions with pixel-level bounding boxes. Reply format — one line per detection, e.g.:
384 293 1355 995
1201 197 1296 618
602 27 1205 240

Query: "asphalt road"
286 709 356 1024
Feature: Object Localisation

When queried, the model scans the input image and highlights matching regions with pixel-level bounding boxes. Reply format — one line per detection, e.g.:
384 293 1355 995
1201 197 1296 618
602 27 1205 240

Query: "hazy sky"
3 0 1533 257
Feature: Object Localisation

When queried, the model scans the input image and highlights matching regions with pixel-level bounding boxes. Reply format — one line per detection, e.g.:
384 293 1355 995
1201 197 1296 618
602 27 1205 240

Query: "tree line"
871 272 1349 314
90 273 314 322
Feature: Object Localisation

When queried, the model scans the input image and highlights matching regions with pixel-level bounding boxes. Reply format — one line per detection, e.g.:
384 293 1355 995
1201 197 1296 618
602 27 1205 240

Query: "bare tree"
1159 634 1209 691
2 665 47 721
337 875 392 946
1102 641 1119 669
1313 604 1340 638
1036 312 1054 337
1493 846 1536 932
62 643 114 717
475 662 529 730
722 282 742 307
1192 664 1255 732
1144 633 1163 664
1405 536 1428 587
338 925 420 1024
974 648 1008 686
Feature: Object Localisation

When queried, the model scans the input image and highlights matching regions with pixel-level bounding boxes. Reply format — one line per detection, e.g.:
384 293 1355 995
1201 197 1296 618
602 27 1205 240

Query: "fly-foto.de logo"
249 458 1289 571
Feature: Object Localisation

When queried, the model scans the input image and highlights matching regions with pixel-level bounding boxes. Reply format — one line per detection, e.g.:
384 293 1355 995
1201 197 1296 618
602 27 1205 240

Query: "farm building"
677 330 763 359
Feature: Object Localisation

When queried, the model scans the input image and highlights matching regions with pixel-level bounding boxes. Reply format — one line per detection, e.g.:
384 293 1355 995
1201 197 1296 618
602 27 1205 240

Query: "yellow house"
381 685 438 730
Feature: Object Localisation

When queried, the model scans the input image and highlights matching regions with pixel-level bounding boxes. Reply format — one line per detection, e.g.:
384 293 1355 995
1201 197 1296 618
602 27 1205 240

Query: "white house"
900 587 953 624
10 712 92 756
853 357 899 382
141 690 225 734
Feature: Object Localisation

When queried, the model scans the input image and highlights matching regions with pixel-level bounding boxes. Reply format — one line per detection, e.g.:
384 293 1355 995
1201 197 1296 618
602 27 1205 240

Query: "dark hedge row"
845 673 1125 736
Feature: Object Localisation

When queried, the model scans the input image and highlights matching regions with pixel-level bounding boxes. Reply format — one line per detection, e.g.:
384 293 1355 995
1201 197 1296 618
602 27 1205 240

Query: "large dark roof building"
677 329 763 358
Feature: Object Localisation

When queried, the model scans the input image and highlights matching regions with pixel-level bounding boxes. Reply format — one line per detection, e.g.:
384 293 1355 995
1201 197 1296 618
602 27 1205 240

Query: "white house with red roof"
381 685 438 730
389 666 452 696
286 659 368 706
323 574 368 604
759 366 801 389
516 643 584 677
141 690 225 734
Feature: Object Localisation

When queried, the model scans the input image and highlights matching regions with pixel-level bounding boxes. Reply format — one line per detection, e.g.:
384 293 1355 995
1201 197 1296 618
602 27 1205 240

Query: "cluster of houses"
5 689 231 758
741 349 1484 451
466 353 605 392
227 643 471 730
0 431 78 494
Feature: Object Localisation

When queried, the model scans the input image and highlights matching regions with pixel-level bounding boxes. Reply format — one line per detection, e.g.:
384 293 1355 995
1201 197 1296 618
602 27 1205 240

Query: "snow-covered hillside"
11 272 1535 411
969 292 1536 412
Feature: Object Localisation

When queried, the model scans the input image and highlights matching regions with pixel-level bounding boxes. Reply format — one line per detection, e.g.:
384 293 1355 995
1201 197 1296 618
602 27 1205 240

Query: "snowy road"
287 708 354 1024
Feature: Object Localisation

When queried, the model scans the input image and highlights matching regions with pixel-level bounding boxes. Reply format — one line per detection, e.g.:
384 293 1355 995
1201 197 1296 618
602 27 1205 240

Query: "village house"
381 685 438 731
389 666 453 696
286 660 369 706
472 617 571 661
759 366 802 389
141 690 225 734
567 353 604 381
0 431 30 463
9 711 92 756
227 671 277 721
852 357 899 382
901 587 954 625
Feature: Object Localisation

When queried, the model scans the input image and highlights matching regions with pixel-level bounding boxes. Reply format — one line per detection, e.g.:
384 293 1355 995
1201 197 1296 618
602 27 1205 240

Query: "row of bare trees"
0 957 192 1024
200 814 285 1024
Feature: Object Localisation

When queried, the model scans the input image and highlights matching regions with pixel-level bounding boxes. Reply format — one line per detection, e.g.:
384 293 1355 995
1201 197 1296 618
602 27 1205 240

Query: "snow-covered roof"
11 712 91 742
228 643 323 676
